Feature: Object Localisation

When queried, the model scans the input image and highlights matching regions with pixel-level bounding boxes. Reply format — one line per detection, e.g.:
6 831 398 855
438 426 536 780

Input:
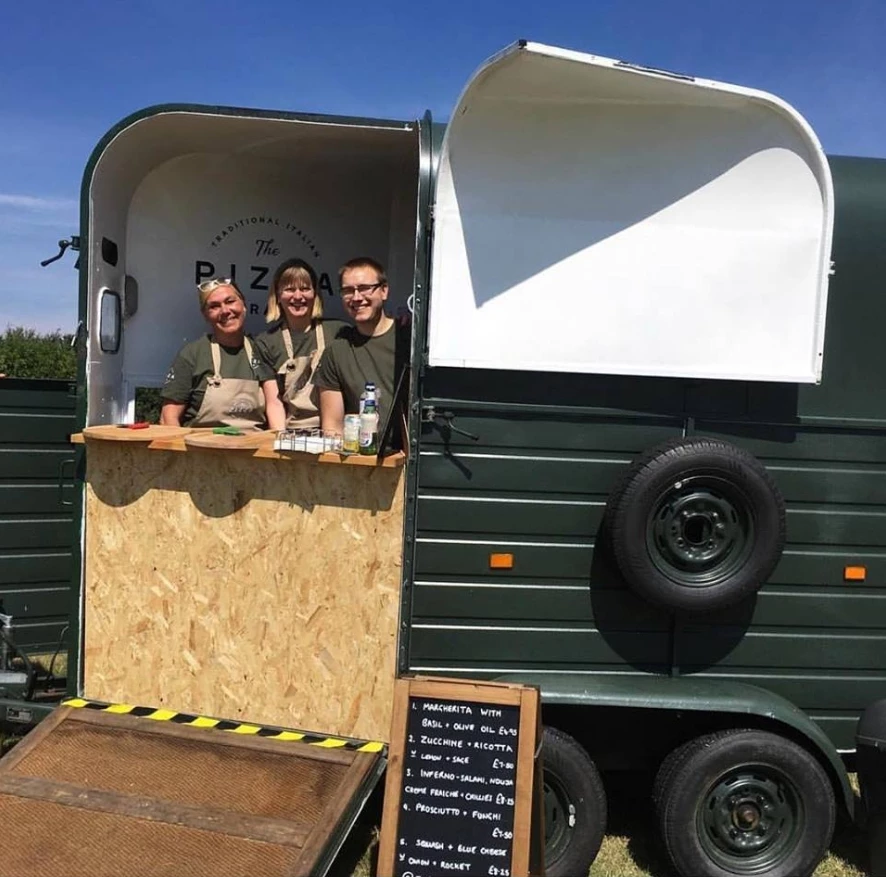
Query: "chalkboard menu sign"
378 677 541 877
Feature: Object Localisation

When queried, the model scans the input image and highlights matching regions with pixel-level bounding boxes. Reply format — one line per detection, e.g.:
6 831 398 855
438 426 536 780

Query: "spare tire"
609 436 785 613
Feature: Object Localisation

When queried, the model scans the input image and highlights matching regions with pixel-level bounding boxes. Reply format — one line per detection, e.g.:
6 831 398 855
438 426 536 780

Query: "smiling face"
277 268 317 330
202 285 246 341
340 264 388 330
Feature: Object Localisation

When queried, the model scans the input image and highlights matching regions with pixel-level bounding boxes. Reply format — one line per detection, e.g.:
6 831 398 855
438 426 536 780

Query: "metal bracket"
422 407 480 441
40 235 81 267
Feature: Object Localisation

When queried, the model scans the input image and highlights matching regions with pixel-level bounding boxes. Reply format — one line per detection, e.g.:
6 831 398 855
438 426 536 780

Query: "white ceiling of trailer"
427 42 834 383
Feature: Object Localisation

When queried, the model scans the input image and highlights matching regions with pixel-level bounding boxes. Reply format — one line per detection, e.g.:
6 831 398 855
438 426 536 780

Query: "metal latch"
422 407 480 441
0 614 28 687
40 235 81 267
5 706 33 724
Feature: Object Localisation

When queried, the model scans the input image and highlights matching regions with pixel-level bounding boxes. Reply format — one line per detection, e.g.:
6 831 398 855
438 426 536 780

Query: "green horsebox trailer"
14 39 886 877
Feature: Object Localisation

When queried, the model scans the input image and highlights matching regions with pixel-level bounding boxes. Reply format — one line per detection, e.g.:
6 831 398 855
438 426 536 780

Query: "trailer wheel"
654 729 835 877
542 726 607 877
610 437 785 612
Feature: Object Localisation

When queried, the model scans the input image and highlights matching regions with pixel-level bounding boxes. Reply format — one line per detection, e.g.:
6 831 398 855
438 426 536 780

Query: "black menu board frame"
377 676 542 877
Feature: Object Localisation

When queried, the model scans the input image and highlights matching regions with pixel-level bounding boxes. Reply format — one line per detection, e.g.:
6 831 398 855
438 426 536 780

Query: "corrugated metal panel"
0 378 77 654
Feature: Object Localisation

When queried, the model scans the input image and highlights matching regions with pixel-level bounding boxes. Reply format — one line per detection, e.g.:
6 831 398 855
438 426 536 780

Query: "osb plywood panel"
83 442 403 741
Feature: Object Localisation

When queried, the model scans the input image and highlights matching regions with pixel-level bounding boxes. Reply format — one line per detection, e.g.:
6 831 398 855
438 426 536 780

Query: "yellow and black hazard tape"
62 698 385 753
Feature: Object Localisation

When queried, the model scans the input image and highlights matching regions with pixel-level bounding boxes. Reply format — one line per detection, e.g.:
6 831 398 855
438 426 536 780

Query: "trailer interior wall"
85 110 419 425
428 43 833 383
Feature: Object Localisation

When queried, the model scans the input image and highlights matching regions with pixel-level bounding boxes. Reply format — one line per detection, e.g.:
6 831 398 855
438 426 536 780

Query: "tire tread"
654 729 835 877
609 436 786 612
542 726 607 877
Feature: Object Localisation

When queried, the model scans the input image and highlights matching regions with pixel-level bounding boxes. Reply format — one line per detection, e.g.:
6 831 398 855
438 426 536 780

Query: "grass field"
584 776 869 877
339 773 872 877
344 820 869 877
0 731 871 877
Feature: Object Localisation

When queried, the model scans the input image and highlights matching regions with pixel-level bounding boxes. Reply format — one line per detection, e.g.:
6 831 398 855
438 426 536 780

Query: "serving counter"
73 425 405 741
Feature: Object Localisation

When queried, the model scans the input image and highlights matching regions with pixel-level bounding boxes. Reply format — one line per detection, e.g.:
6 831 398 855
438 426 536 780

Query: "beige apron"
189 337 265 431
279 321 326 429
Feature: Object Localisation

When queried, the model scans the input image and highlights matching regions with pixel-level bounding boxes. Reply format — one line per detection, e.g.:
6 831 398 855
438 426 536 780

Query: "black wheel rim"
646 475 755 587
543 772 574 866
697 764 803 873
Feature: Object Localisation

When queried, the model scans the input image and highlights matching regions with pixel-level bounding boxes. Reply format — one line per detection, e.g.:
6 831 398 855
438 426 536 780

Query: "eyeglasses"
340 282 384 300
198 277 234 293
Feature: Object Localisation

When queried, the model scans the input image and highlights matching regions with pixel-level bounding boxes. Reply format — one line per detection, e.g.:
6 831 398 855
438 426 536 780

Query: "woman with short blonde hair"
265 259 323 323
254 258 348 430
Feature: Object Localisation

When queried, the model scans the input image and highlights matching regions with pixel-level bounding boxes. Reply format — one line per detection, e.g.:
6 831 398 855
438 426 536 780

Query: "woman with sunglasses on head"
159 278 276 429
253 258 348 430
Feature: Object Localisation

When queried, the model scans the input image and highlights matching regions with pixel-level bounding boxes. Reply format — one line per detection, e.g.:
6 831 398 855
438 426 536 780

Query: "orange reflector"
844 565 866 581
489 553 514 570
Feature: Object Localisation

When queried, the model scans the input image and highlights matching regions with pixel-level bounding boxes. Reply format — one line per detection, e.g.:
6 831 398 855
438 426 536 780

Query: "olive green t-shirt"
160 335 274 426
314 322 408 426
253 319 349 372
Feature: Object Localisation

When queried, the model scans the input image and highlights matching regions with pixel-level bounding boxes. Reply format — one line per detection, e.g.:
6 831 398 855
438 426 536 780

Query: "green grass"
584 773 869 877
1 725 869 877
345 821 868 877
0 736 20 756
587 813 868 876
342 774 871 877
584 832 868 877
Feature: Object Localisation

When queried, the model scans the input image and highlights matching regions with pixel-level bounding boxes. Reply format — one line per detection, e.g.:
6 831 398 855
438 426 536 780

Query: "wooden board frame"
74 426 406 466
377 676 542 877
0 705 385 877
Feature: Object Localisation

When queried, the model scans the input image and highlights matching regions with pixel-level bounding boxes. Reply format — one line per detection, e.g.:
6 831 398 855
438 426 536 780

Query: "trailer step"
0 705 385 877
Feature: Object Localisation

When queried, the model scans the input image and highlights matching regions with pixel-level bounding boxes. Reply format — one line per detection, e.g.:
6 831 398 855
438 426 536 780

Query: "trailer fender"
492 672 854 815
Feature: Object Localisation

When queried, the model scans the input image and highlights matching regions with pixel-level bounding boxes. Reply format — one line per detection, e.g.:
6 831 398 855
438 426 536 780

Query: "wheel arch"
492 673 854 817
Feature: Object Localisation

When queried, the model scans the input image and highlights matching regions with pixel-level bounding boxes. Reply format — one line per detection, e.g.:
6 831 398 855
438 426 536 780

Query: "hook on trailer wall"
422 406 481 442
40 236 80 267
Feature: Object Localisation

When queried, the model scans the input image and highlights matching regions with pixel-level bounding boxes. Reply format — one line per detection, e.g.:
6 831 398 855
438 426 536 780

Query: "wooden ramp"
0 705 385 877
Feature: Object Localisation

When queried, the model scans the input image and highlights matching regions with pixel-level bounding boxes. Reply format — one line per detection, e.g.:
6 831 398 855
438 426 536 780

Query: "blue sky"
3 0 885 332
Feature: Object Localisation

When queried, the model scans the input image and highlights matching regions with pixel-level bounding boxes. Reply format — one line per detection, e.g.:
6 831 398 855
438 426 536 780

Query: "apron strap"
282 323 323 368
209 339 222 385
210 337 255 383
281 327 295 363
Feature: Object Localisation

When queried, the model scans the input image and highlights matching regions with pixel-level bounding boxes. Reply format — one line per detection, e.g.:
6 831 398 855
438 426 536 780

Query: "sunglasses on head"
198 277 234 293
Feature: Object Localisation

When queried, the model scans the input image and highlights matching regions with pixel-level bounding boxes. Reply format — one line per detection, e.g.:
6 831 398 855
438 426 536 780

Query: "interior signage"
195 215 335 315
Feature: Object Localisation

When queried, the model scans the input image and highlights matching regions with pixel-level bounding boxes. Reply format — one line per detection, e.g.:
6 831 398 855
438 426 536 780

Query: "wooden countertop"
71 425 406 467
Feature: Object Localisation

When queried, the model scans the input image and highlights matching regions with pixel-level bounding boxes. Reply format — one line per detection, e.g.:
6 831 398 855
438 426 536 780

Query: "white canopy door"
427 42 834 382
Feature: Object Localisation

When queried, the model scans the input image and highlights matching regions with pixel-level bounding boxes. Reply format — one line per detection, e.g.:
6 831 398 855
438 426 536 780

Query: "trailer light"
844 565 866 581
99 288 122 353
489 553 514 569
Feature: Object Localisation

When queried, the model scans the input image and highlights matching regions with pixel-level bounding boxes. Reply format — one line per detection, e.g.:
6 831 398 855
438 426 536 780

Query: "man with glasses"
316 256 406 444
